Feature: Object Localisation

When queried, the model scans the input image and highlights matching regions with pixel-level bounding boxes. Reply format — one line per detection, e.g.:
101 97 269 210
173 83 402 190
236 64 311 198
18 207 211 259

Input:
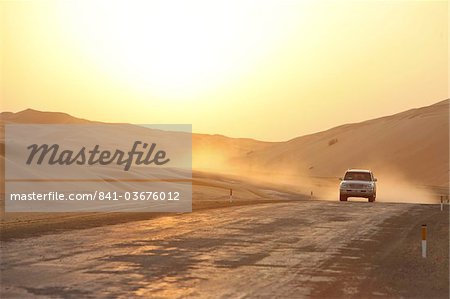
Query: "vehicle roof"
346 169 372 173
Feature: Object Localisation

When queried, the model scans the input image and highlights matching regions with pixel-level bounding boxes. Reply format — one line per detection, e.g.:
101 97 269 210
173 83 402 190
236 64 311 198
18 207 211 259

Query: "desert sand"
2 100 449 188
3 99 448 187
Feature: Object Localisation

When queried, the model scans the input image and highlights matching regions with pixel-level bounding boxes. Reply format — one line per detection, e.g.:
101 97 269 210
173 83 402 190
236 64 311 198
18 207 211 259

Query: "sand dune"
190 100 449 189
239 99 449 187
1 99 448 188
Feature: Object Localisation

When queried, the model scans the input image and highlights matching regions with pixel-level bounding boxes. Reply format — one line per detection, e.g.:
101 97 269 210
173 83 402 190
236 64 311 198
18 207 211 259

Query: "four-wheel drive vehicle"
339 169 377 202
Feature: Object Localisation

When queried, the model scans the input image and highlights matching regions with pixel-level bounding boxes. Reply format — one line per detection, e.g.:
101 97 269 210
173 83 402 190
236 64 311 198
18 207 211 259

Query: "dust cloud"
193 156 442 204
375 174 440 204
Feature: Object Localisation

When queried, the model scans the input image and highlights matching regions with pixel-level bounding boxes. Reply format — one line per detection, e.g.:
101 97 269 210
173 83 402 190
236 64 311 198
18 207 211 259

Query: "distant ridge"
0 109 93 124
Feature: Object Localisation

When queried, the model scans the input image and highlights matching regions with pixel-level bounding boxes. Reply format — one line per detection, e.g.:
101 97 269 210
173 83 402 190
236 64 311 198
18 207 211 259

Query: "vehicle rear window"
344 172 372 181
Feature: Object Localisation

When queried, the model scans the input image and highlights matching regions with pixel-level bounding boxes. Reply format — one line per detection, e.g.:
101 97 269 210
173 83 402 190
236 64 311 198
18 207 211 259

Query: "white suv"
339 169 377 202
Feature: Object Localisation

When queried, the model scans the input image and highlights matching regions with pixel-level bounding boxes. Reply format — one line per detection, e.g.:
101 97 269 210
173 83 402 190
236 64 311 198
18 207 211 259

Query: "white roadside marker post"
421 224 427 258
441 196 443 211
229 188 233 203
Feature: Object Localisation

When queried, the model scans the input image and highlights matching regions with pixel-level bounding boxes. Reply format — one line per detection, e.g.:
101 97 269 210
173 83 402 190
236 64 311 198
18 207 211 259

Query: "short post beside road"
310 191 313 200
440 195 449 211
421 224 427 258
229 188 233 203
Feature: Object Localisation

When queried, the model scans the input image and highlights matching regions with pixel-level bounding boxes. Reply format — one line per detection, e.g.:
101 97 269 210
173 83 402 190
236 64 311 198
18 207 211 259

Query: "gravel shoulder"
313 204 449 298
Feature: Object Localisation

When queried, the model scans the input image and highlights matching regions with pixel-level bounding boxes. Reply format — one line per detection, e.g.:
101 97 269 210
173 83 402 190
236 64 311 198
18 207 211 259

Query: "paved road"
0 201 448 298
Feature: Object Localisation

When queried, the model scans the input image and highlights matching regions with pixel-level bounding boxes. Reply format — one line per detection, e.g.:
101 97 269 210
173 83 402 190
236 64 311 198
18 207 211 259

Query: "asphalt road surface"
1 201 448 298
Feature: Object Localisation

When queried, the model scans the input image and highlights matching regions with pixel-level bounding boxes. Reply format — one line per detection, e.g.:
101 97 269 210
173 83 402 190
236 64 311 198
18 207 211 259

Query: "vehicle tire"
339 194 347 201
368 196 375 202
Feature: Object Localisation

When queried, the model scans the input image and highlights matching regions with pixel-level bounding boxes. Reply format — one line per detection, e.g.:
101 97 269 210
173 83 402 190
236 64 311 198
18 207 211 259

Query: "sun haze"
1 0 448 141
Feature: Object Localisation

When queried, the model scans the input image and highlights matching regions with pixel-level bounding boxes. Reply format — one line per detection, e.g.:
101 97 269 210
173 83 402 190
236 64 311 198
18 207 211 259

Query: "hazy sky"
1 0 448 141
